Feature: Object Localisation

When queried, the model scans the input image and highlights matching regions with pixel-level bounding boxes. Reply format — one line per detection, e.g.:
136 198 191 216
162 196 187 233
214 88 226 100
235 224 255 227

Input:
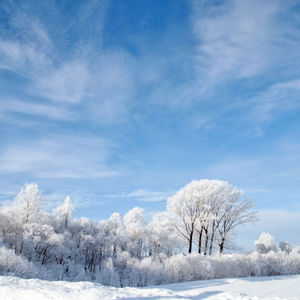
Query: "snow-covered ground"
0 275 299 300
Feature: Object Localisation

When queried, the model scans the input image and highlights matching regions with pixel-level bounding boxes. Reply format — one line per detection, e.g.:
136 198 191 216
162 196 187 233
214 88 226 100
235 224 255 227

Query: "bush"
0 246 37 278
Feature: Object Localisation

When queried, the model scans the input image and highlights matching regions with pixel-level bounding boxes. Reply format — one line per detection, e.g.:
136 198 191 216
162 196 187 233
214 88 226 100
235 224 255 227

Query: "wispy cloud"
125 189 173 202
0 38 51 77
99 189 173 203
0 98 76 120
0 1 136 124
0 134 118 179
0 0 299 246
30 62 90 104
203 140 300 205
188 0 300 135
192 0 280 87
249 79 300 125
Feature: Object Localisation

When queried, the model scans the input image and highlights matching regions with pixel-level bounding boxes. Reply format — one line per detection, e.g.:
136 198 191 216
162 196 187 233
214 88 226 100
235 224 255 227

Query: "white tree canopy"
53 195 73 227
167 180 256 254
13 183 43 224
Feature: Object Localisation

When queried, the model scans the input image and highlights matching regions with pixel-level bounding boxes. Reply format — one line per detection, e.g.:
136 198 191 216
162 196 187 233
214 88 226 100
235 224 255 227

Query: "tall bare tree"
216 197 257 254
167 180 256 255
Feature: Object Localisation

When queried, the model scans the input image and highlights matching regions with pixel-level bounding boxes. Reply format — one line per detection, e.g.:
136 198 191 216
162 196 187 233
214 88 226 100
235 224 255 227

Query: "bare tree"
216 197 257 254
167 182 202 253
168 180 256 255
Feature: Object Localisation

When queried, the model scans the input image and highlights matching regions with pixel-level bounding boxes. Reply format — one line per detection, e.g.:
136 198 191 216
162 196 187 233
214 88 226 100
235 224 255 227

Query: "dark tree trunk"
203 228 209 255
219 238 225 254
209 220 215 255
188 230 194 253
198 227 203 254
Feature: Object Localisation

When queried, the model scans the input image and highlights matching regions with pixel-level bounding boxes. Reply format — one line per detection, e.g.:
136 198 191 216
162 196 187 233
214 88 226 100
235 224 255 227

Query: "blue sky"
1 0 300 249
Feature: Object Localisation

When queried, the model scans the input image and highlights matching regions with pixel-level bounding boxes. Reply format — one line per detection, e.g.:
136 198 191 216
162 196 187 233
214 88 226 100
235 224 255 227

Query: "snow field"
0 275 299 300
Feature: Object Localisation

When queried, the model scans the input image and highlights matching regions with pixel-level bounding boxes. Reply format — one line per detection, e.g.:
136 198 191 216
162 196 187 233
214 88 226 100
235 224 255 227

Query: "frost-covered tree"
147 212 183 256
167 180 256 255
100 212 127 256
194 180 230 255
167 181 203 253
53 196 73 228
0 208 23 254
124 207 146 234
13 183 43 224
3 181 298 287
255 232 277 254
97 257 120 286
124 207 146 258
215 197 256 254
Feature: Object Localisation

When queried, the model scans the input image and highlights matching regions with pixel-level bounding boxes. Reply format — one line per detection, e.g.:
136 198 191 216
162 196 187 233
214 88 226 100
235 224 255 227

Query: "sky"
0 0 300 250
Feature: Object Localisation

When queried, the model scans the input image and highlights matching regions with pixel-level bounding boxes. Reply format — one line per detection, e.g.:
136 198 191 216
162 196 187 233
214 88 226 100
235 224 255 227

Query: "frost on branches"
167 180 257 254
0 181 299 287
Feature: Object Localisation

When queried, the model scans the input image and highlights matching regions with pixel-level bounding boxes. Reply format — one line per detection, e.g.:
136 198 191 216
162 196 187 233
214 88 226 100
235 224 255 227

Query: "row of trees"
0 180 261 285
167 180 257 254
0 183 180 283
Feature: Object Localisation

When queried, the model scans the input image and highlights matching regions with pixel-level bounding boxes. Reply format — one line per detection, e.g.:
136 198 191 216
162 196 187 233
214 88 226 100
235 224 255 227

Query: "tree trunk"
198 227 203 254
203 228 209 255
209 220 215 255
188 230 194 253
219 238 225 254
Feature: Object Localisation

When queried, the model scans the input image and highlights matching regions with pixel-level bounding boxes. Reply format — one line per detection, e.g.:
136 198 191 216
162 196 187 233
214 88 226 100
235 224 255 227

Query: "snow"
0 275 299 300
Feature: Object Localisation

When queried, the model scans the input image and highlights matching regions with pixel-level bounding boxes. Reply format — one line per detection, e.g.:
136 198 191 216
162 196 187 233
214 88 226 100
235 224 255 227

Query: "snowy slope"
0 275 299 300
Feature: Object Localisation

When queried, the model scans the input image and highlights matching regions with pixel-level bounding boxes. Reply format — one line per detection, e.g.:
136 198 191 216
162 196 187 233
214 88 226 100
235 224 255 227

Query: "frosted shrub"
249 251 285 276
184 253 214 281
165 253 213 283
164 251 300 284
0 246 37 278
209 254 252 278
283 248 300 275
165 254 191 282
113 251 133 287
96 258 120 287
132 256 170 286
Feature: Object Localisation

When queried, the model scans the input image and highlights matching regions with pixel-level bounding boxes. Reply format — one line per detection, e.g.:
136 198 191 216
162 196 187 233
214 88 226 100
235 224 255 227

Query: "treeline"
0 182 299 287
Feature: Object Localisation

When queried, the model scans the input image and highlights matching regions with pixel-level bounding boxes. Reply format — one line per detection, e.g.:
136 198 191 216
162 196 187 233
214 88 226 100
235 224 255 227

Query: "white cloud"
0 39 51 77
248 79 300 125
30 62 90 104
86 51 137 123
0 2 136 124
0 134 118 179
101 189 173 203
126 189 172 202
0 98 76 120
192 0 280 87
